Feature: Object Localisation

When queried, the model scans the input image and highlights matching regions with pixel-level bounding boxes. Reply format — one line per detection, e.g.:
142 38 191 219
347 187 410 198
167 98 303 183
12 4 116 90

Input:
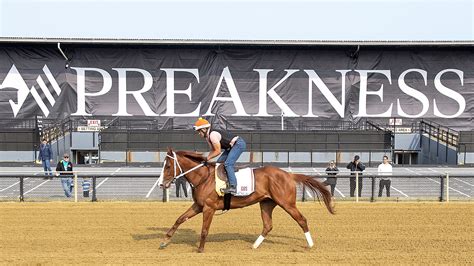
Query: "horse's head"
158 148 181 189
158 148 208 189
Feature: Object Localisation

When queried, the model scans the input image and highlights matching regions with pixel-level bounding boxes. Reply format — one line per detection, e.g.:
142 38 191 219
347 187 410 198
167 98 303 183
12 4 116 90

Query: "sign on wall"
0 44 472 130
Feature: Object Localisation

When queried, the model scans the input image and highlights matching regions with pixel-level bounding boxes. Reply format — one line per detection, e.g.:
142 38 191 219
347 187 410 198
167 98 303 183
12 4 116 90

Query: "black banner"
0 44 472 130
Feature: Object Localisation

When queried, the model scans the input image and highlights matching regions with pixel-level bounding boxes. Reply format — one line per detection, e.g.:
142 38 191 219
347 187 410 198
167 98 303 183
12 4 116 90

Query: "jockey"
194 117 246 195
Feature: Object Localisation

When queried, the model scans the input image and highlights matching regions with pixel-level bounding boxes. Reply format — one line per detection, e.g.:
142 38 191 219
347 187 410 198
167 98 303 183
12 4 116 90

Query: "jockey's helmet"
193 117 211 131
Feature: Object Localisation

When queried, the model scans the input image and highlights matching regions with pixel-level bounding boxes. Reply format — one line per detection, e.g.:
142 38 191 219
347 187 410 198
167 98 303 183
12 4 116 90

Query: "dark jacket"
325 166 339 176
56 160 73 176
39 143 53 161
346 161 365 175
325 166 339 185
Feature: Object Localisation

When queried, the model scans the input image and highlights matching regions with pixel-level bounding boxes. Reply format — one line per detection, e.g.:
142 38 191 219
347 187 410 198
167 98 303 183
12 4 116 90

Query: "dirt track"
0 202 472 264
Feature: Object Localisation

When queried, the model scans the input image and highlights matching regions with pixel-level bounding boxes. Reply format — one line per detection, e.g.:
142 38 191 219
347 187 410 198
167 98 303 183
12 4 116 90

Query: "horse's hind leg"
279 204 314 248
160 203 202 249
253 199 277 249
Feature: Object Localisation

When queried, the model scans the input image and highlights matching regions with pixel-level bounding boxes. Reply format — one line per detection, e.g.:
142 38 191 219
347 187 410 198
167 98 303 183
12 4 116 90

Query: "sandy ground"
0 202 472 264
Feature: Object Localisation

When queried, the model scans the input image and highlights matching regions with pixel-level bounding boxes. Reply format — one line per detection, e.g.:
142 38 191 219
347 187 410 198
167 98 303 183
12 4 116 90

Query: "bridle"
163 151 209 189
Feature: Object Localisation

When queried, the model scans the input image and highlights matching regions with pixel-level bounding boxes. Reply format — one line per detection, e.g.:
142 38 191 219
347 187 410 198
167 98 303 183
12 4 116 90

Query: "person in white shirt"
377 155 393 197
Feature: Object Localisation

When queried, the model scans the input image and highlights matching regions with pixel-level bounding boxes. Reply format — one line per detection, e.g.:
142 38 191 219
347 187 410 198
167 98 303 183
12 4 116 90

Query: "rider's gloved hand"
201 160 208 166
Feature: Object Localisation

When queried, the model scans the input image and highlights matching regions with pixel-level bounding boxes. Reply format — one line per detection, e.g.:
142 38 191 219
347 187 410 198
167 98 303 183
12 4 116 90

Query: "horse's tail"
292 173 335 215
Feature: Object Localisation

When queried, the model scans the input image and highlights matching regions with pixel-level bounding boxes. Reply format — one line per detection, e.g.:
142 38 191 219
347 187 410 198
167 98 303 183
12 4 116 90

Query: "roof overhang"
0 37 473 47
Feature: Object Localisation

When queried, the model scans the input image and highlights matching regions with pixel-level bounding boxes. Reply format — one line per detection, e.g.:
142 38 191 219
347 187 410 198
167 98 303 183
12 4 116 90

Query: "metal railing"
0 117 392 132
420 119 459 148
0 171 471 202
302 173 472 202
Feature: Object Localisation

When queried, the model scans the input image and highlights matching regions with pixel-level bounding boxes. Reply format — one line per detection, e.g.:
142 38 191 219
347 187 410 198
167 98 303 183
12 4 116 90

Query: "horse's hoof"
197 248 204 253
159 242 168 249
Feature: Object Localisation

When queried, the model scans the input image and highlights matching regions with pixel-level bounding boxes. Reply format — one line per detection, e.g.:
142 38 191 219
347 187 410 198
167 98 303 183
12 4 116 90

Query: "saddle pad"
215 163 255 197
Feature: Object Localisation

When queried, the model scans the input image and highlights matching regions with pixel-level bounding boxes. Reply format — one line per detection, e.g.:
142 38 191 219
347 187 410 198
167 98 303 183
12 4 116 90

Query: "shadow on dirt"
131 227 302 247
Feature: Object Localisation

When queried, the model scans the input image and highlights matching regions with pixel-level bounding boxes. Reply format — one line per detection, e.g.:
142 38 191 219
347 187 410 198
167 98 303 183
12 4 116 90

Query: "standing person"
38 139 53 178
194 117 247 195
175 176 188 198
82 177 91 198
324 160 339 196
346 155 366 197
378 155 393 197
56 153 73 198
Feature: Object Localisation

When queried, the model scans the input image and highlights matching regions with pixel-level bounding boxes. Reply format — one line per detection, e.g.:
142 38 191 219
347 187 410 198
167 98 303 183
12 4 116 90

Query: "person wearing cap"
193 117 247 195
56 153 74 198
346 155 366 197
38 138 53 178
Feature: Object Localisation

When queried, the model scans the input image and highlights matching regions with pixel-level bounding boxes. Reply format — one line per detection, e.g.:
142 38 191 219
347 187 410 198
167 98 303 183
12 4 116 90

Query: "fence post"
162 188 169 202
439 175 444 202
370 176 376 202
446 172 449 202
19 177 24 202
287 151 290 168
302 185 306 202
355 172 359 202
92 177 97 202
74 173 78 203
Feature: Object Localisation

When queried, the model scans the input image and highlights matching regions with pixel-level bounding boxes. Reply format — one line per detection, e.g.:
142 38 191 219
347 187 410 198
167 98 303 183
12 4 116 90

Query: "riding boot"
223 184 237 195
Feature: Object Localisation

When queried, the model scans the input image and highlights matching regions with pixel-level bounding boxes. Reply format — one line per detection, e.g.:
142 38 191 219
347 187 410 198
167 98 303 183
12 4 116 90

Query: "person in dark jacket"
175 176 188 198
38 139 53 178
56 153 73 198
324 160 339 196
346 155 366 197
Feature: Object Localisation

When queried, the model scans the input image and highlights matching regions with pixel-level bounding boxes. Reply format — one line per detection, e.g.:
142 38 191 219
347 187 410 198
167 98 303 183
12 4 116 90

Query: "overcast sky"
0 0 472 40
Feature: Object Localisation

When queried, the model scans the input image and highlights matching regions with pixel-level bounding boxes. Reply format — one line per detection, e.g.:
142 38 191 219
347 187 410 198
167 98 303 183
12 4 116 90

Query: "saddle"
215 163 254 197
216 164 247 182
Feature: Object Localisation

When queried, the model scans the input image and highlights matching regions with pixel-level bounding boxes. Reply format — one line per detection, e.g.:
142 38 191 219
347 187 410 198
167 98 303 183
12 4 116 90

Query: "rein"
165 152 210 189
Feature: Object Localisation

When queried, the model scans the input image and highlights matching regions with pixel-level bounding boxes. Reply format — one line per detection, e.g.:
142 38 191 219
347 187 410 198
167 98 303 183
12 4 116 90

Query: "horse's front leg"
160 203 202 249
197 206 216 253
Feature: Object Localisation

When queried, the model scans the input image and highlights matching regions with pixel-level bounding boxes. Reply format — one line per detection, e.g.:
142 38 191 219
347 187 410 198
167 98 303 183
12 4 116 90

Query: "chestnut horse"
158 149 334 253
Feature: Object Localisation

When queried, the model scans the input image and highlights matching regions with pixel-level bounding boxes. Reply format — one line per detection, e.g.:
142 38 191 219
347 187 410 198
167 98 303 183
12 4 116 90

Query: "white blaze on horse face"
157 158 166 187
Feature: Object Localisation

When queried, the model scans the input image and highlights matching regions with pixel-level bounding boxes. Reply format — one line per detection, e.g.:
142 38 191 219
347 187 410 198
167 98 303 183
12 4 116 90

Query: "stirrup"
222 186 236 194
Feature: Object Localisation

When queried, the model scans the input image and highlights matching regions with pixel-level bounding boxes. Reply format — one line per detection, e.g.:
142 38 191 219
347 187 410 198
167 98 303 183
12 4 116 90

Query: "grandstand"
0 38 472 166
0 38 472 202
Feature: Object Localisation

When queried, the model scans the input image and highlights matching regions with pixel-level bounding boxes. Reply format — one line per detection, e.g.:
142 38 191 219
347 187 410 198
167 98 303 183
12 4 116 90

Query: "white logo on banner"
0 65 61 117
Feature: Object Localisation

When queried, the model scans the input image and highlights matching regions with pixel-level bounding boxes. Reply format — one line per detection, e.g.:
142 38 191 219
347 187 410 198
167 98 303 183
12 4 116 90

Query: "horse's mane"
176 150 215 165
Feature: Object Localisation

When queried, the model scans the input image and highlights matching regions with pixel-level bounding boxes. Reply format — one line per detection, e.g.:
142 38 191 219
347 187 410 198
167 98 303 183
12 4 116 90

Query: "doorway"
73 150 99 165
394 151 418 165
